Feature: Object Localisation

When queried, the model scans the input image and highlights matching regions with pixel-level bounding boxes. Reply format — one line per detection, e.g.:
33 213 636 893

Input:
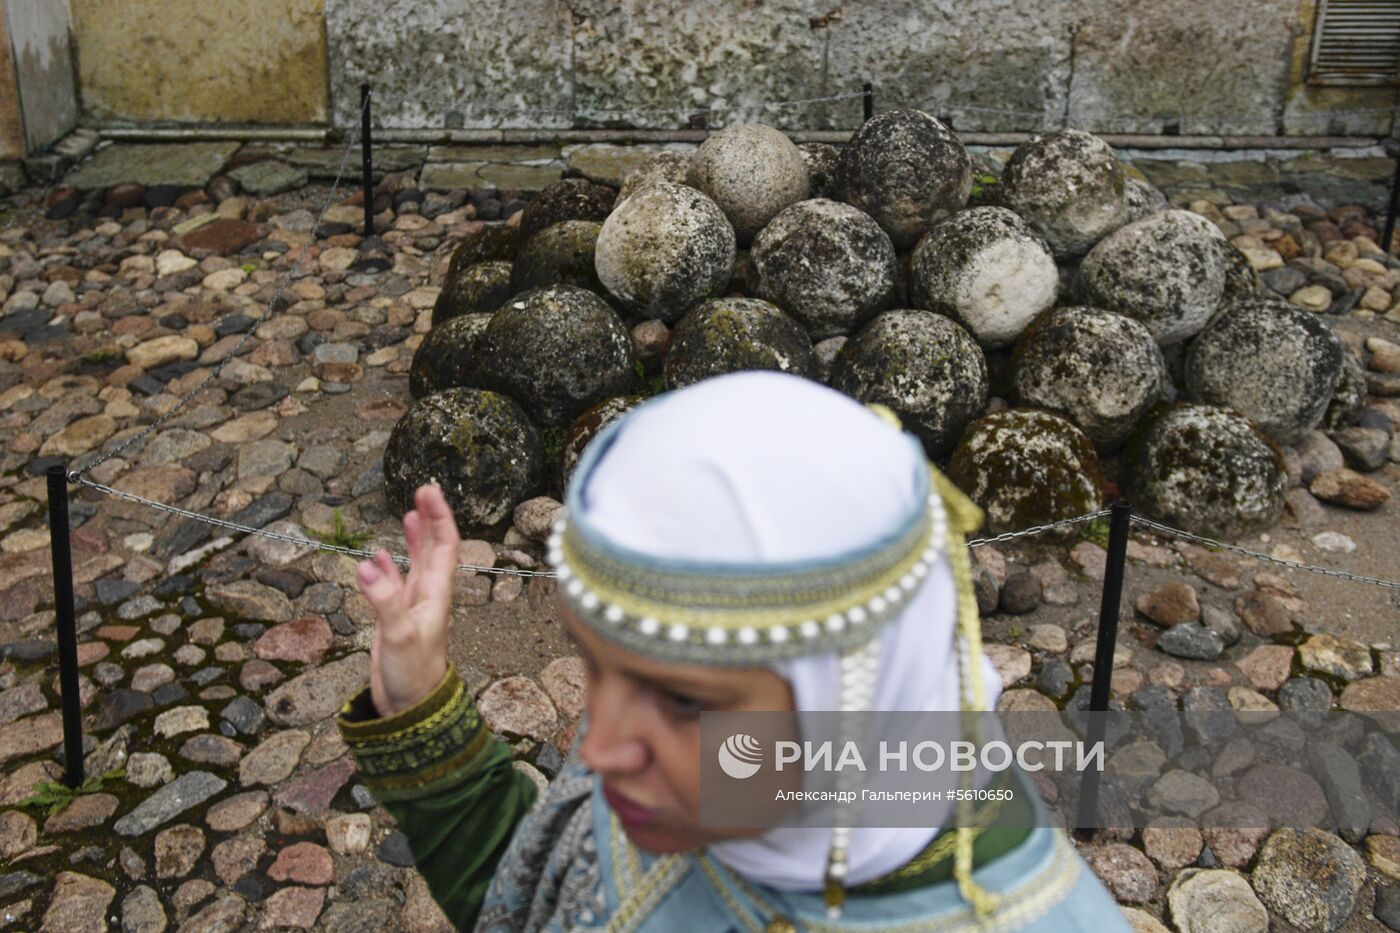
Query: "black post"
360 83 374 237
46 465 84 789
1384 148 1400 256
862 82 874 123
1074 500 1131 836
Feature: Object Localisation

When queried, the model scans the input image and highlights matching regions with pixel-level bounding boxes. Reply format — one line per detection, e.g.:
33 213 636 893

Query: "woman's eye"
662 690 704 718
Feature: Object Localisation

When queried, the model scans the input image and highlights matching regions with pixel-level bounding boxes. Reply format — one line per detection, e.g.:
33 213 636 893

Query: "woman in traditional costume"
339 370 1133 932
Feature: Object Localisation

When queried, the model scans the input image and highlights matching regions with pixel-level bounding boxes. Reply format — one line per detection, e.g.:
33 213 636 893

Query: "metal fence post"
862 82 874 123
1075 499 1132 835
47 465 85 788
361 83 375 237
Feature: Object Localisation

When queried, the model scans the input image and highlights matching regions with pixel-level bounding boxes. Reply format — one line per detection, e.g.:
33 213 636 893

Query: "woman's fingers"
421 483 461 578
357 549 406 624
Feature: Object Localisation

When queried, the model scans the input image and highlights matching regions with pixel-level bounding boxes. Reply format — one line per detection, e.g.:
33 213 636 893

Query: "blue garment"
476 756 1134 933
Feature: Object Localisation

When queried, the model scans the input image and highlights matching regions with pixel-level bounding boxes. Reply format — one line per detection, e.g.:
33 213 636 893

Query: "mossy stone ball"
520 178 616 241
663 297 819 390
687 123 810 244
432 260 514 326
751 199 897 339
1000 129 1130 260
1078 209 1230 345
618 150 692 201
475 284 636 427
947 409 1105 535
799 142 842 200
1184 299 1345 445
829 309 987 458
1013 305 1168 450
837 109 971 250
556 394 645 497
595 182 736 323
910 206 1059 349
409 312 493 400
510 220 604 294
383 388 545 536
1123 404 1286 539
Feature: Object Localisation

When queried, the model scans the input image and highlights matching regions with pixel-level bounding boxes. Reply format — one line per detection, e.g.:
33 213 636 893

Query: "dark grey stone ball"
409 312 493 400
663 297 820 390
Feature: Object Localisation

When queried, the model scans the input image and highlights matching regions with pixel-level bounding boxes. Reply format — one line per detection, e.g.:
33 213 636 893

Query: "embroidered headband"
546 403 948 666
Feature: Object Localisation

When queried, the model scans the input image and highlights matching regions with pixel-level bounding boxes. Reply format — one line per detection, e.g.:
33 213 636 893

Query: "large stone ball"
520 178 616 241
910 206 1059 349
799 143 842 199
595 182 736 322
751 199 897 339
1000 129 1130 259
1124 177 1168 222
687 124 809 244
510 220 603 294
947 409 1105 535
837 109 971 250
1078 209 1230 345
432 260 514 326
618 150 692 201
1324 351 1367 431
1123 404 1286 538
829 309 988 458
1184 299 1345 445
1218 241 1261 308
409 312 493 400
663 297 819 390
1013 306 1168 451
475 285 636 426
556 394 645 496
446 223 522 268
383 388 545 536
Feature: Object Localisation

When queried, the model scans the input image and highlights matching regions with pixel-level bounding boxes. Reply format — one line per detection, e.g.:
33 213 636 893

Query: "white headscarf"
579 370 1003 890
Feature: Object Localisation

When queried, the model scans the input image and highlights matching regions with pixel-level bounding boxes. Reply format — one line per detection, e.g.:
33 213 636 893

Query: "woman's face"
560 600 795 854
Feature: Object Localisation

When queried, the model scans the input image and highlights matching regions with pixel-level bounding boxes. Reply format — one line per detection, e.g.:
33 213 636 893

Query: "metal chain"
966 509 1112 548
378 90 867 121
70 475 556 578
70 91 376 481
1129 515 1400 590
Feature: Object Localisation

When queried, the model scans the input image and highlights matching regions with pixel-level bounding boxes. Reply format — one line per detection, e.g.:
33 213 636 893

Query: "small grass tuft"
19 768 126 818
310 509 374 550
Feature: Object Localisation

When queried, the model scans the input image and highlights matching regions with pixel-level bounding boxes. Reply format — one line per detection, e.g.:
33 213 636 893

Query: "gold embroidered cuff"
337 667 491 802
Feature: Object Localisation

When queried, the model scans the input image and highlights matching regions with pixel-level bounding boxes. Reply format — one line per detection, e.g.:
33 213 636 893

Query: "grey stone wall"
274 0 1400 137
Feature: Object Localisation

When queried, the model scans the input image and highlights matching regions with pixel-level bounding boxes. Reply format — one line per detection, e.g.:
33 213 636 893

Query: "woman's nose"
578 680 649 776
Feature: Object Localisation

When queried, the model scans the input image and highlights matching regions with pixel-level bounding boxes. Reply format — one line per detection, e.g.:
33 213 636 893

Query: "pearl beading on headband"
545 485 949 665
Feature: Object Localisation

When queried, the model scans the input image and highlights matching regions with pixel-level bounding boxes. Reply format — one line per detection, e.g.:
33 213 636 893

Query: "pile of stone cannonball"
387 113 1363 540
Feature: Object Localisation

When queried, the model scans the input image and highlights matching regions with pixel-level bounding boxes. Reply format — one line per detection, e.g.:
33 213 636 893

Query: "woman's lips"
603 784 657 828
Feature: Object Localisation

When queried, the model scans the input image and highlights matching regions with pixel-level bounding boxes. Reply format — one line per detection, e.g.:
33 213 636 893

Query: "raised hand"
355 483 461 717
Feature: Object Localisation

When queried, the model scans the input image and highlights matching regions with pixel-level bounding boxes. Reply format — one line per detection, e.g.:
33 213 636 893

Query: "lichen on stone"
409 312 494 400
837 109 971 250
1122 403 1286 539
509 220 604 294
663 297 819 390
750 198 896 340
432 260 514 326
829 308 987 458
595 182 736 323
1013 305 1167 450
910 206 1059 349
475 284 637 427
1000 129 1129 259
946 409 1105 536
383 388 544 536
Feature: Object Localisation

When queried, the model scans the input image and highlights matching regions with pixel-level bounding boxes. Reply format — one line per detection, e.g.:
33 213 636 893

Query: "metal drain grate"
1309 0 1400 84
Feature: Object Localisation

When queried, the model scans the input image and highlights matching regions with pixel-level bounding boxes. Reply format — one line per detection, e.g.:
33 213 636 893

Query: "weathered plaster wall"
71 0 329 124
0 8 26 160
68 0 1400 136
5 0 77 150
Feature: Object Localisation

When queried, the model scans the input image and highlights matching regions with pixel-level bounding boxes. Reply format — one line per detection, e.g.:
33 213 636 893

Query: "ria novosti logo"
717 733 764 779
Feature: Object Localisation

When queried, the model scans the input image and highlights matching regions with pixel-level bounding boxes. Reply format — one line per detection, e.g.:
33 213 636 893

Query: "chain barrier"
67 474 1400 592
1128 515 1400 590
364 83 1395 134
67 90 375 483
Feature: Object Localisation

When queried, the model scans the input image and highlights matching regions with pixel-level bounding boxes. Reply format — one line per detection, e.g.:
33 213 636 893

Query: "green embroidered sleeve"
338 667 539 931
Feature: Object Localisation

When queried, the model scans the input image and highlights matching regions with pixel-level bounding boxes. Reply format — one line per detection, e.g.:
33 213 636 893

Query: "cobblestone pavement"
0 140 1397 931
